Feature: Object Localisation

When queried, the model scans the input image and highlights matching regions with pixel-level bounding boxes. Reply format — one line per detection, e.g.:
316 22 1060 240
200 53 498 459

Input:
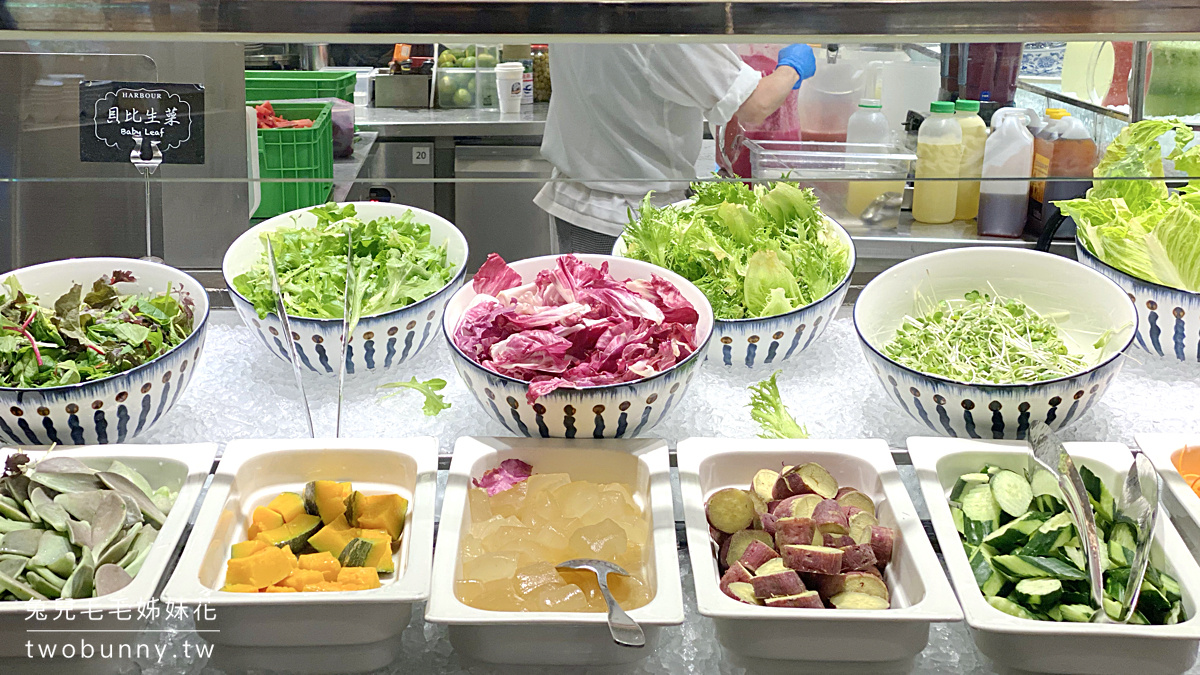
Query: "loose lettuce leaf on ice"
378 377 452 416
748 371 808 440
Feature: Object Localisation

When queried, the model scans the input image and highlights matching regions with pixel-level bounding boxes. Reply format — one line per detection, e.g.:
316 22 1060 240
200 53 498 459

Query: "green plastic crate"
251 101 334 219
245 70 357 103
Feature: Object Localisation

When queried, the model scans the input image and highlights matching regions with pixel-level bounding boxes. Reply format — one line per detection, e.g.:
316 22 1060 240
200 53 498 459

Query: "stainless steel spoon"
1111 453 1162 623
1026 421 1110 622
556 558 645 647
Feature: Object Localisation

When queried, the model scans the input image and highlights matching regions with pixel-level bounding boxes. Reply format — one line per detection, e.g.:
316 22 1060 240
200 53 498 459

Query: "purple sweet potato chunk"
719 562 754 599
764 590 824 608
812 499 849 534
835 486 858 499
823 534 855 548
760 512 779 536
840 543 878 572
772 475 794 500
813 571 889 601
737 539 780 573
773 517 817 549
771 495 801 519
781 545 843 575
870 526 895 567
751 569 805 599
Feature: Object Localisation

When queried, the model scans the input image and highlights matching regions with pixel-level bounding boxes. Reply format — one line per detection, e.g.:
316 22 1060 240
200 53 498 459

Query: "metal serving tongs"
1027 422 1162 623
266 237 315 438
335 226 359 438
1111 453 1163 623
1027 421 1110 622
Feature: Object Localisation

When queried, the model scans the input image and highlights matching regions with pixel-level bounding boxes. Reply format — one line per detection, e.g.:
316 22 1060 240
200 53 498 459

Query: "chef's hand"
777 44 816 89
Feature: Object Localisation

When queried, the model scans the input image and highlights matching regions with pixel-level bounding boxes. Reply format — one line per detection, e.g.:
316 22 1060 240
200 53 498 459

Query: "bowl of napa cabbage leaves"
1058 119 1200 362
615 181 855 368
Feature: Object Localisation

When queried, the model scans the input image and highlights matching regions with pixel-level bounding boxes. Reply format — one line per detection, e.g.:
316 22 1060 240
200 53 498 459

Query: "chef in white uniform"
534 43 817 254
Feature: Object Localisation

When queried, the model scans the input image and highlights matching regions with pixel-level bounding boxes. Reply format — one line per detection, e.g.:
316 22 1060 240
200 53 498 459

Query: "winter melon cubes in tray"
220 480 408 594
455 459 652 612
707 461 897 610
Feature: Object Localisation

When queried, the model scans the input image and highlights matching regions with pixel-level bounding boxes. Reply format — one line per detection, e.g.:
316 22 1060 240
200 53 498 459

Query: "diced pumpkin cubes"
337 566 381 590
225 545 295 588
251 506 284 533
224 482 406 594
268 492 308 522
256 514 322 552
308 518 358 558
350 493 408 541
299 551 342 582
305 481 353 525
231 539 268 559
280 569 326 592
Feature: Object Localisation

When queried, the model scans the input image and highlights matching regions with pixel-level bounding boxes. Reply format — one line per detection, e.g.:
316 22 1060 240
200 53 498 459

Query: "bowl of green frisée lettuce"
615 181 854 368
223 202 467 374
1057 119 1200 362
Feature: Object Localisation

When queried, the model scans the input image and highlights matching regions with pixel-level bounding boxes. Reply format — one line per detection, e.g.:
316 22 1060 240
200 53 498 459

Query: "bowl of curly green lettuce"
1058 118 1200 363
224 202 468 375
615 181 854 368
0 257 208 444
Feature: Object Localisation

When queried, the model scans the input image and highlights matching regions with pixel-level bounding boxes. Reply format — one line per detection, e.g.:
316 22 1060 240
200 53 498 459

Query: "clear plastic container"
977 108 1036 238
844 99 904 216
912 101 962 224
532 44 551 102
796 47 866 143
436 44 501 108
717 44 803 178
954 99 988 221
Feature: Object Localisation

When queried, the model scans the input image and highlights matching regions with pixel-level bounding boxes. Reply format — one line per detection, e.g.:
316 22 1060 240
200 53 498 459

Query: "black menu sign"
79 81 205 164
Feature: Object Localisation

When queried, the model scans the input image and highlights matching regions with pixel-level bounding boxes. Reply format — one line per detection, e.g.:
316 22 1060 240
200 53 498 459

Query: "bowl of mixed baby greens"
1057 119 1200 362
0 257 208 444
616 180 854 368
854 247 1136 439
223 202 468 374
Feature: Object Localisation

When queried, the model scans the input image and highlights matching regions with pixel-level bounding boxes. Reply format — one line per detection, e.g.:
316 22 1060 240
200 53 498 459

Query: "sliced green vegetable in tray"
948 462 1185 624
0 453 175 601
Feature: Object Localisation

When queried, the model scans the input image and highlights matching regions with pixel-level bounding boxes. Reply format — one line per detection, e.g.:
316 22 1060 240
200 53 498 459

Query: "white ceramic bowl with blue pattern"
0 257 209 445
613 217 855 368
443 254 714 439
854 247 1137 440
1076 238 1200 362
223 202 468 375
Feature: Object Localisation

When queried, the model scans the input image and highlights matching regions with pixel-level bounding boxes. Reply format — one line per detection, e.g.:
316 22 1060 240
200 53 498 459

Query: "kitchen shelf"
8 0 1200 40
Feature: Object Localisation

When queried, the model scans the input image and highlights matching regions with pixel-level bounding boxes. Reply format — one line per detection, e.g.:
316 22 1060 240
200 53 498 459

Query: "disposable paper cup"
495 62 524 113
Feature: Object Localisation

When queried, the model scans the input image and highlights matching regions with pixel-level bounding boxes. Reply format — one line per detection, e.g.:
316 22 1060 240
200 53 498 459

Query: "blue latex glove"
777 44 816 89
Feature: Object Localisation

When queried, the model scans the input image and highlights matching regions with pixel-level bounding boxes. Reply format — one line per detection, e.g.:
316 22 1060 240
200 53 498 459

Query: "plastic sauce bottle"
1028 110 1096 236
977 108 1036 237
844 99 904 216
912 101 962 224
954 99 988 221
1027 108 1066 231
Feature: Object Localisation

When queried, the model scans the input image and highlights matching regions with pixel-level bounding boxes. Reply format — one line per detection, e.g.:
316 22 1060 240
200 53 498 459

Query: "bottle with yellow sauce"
912 101 962 224
953 99 988 221
844 99 906 217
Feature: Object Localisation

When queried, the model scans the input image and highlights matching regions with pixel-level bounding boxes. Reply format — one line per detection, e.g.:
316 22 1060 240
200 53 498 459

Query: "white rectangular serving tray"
161 437 437 651
677 437 962 669
0 443 216 658
1135 433 1200 553
424 436 683 666
910 436 1200 675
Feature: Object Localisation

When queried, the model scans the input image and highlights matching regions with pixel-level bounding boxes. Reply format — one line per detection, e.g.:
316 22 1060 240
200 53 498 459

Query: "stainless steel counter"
357 103 549 138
